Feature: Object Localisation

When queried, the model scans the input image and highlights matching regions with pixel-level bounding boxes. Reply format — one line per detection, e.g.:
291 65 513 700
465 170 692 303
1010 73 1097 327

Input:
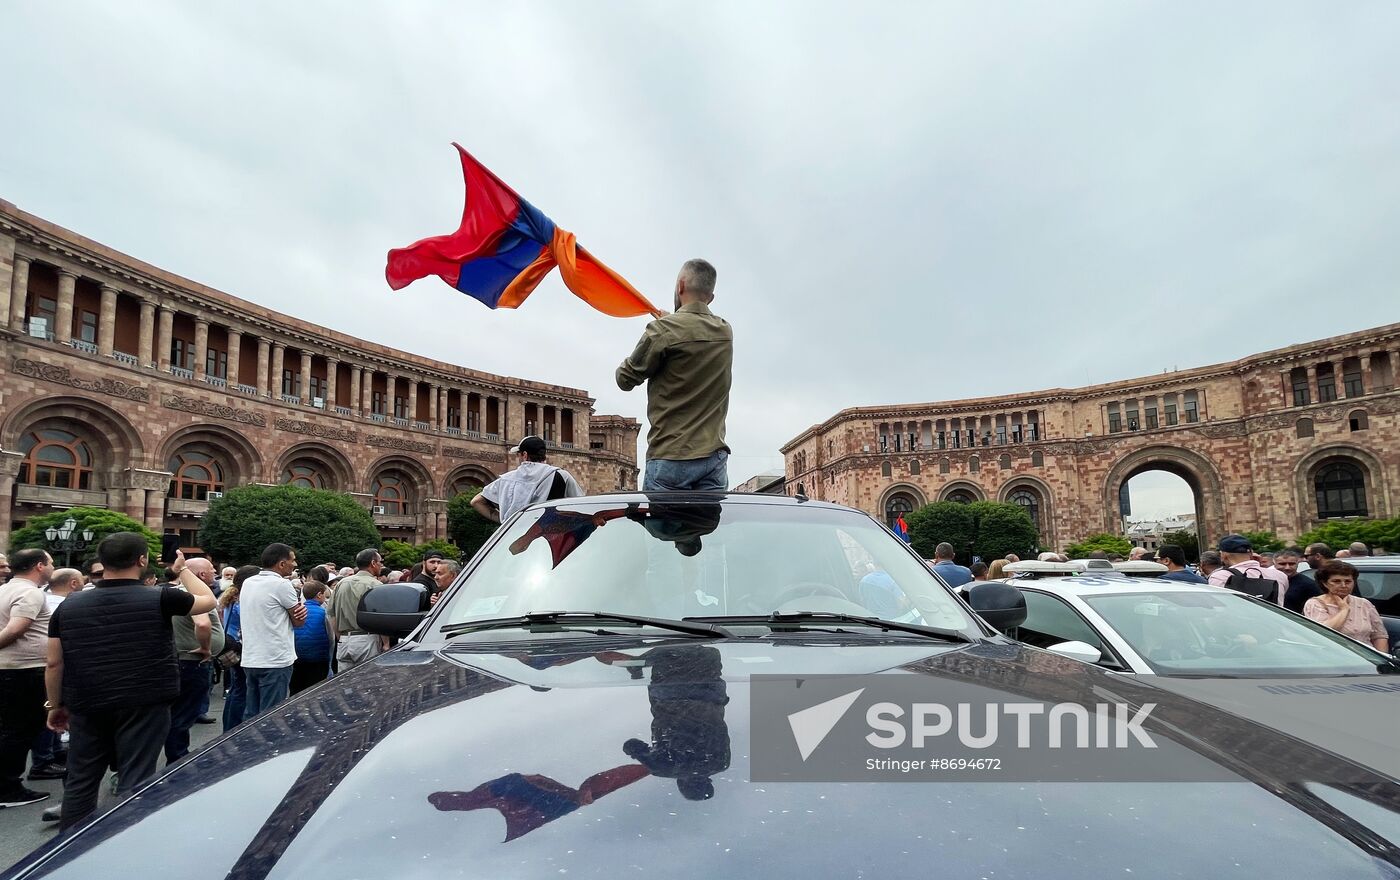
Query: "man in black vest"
44 532 216 830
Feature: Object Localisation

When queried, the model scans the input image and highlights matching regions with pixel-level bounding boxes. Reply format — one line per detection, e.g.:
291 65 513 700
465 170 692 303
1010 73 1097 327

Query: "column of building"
193 318 209 380
97 283 118 356
270 343 285 398
326 357 339 408
227 330 242 388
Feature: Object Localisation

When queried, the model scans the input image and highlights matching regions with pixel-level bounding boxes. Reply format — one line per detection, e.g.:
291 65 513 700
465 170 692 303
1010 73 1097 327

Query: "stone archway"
877 483 926 529
160 425 264 490
442 463 498 499
1292 443 1390 534
273 442 356 494
999 475 1056 550
3 394 145 482
1102 445 1225 548
937 480 986 504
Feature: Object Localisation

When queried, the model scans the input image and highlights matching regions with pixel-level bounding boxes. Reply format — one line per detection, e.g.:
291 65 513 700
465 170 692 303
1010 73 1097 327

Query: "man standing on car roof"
616 258 733 492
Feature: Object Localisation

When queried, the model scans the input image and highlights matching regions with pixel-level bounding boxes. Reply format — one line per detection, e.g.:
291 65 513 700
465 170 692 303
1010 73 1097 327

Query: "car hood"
11 638 1400 880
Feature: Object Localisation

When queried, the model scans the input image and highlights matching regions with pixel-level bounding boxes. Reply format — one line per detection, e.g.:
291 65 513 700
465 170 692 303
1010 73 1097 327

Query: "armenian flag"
385 144 661 318
894 514 910 543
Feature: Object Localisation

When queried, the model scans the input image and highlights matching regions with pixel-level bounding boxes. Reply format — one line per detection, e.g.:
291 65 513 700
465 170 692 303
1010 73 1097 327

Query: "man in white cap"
472 435 584 524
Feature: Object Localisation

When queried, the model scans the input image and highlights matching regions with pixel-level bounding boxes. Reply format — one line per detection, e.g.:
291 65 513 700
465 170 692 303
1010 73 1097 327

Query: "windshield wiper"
441 611 735 640
688 612 974 643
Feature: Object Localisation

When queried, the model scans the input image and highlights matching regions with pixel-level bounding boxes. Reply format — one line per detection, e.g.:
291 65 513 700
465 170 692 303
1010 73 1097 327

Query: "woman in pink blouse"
1303 560 1389 652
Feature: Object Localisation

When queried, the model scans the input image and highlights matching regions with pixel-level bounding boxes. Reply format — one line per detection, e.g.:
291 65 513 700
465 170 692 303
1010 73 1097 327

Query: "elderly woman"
1303 560 1389 652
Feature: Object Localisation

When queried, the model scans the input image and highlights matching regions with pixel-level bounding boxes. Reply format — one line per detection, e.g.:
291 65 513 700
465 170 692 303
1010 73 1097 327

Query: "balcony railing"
282 394 301 405
371 413 386 423
335 406 352 416
391 417 409 427
413 420 431 430
206 376 227 388
445 426 462 435
466 430 482 440
170 366 194 379
166 497 211 516
483 432 500 442
234 383 258 396
69 339 99 354
111 352 139 366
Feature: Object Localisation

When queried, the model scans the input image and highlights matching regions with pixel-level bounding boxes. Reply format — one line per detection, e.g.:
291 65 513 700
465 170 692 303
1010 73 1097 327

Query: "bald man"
164 558 224 764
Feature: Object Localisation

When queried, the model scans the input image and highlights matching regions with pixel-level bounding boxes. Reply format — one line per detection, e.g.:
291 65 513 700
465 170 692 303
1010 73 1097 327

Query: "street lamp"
44 516 95 567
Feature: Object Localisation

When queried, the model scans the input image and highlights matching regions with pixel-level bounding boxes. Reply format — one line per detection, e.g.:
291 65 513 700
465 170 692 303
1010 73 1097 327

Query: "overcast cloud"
3 1 1398 511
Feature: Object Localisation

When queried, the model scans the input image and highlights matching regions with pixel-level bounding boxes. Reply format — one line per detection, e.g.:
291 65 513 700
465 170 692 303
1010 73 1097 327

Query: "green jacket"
616 301 733 461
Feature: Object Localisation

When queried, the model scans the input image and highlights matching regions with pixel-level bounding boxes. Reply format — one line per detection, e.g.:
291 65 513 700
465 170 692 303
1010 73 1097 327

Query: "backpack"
1222 565 1277 602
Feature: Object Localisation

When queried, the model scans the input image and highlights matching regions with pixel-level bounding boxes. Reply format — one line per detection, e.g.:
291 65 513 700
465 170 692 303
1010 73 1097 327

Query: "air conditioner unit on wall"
207 491 223 500
372 506 386 515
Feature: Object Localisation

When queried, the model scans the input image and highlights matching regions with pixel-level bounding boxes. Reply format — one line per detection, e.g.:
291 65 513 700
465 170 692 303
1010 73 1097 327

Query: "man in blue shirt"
930 543 973 588
1155 545 1207 583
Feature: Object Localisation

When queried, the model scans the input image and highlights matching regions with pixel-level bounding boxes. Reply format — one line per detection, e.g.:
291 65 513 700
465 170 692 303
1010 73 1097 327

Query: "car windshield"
1082 590 1391 676
434 500 978 637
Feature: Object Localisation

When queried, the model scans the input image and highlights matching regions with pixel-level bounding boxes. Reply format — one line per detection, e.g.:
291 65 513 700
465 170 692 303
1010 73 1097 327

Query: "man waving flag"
386 144 661 319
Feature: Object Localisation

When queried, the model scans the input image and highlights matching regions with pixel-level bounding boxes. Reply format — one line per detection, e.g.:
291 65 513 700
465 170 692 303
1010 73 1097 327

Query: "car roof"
1011 576 1229 596
1338 556 1400 569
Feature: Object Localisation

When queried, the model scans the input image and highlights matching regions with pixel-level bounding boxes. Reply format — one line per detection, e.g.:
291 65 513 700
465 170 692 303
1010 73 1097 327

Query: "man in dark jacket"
1275 548 1321 613
44 533 216 829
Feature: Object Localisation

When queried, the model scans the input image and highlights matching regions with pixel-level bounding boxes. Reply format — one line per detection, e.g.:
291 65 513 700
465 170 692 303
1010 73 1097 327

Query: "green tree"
907 502 975 561
966 501 1039 561
381 539 420 569
1160 529 1199 562
199 485 380 567
9 507 160 565
417 539 460 561
1064 533 1133 558
1237 530 1285 553
446 489 499 560
1299 516 1400 552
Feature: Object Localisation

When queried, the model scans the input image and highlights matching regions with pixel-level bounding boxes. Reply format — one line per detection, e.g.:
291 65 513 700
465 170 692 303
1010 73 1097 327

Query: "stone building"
782 324 1400 549
0 199 640 551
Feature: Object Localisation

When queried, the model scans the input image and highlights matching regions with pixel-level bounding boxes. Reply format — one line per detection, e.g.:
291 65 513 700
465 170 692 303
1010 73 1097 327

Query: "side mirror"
1046 640 1102 664
966 582 1027 633
358 582 430 639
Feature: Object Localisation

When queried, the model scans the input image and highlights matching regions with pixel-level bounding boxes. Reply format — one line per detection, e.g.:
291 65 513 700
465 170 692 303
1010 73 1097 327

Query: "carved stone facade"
783 324 1400 548
0 199 641 552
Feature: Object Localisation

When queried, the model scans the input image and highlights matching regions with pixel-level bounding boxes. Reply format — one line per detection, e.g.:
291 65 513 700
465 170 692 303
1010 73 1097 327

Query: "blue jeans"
222 665 246 732
243 666 294 720
164 659 211 764
643 450 728 492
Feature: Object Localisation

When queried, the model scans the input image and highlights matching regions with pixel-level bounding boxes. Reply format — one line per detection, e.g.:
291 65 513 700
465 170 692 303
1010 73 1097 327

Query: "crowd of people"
0 538 460 831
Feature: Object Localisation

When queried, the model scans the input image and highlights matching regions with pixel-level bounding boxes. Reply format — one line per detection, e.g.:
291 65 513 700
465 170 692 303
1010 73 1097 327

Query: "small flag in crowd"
385 144 661 319
894 514 910 543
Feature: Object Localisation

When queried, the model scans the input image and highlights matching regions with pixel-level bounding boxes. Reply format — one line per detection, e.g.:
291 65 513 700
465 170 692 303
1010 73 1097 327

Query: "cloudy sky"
4 2 1398 517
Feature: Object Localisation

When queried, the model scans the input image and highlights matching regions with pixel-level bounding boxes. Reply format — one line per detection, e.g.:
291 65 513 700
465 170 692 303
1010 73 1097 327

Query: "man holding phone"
44 532 216 829
239 544 307 719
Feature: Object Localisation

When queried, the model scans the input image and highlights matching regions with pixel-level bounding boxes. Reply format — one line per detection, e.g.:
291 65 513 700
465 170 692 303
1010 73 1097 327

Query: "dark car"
8 495 1400 879
1346 556 1400 649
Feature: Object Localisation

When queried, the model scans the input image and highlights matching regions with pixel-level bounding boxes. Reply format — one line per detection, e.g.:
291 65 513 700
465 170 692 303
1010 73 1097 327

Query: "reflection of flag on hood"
894 514 910 543
386 144 661 318
428 765 650 842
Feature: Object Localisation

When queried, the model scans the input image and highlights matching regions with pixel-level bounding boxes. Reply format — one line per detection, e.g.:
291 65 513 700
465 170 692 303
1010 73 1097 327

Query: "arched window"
282 461 325 490
1296 418 1314 439
910 460 921 475
1031 450 1044 468
1348 410 1368 432
885 493 915 529
947 490 975 504
1314 459 1367 519
969 455 980 473
880 461 892 478
167 450 224 500
18 429 93 490
999 453 1012 470
449 476 484 497
1010 488 1041 532
372 473 409 515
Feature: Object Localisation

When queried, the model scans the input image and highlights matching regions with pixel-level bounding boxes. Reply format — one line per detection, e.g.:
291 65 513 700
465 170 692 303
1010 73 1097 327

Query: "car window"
1018 590 1107 652
1354 570 1400 615
1083 591 1389 676
435 502 977 634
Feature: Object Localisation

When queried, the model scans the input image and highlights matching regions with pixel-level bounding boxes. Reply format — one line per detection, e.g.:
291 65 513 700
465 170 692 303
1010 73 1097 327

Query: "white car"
990 566 1394 677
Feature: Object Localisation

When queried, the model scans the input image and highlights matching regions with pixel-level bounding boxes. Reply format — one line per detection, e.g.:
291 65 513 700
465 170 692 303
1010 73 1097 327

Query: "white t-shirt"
239 570 300 668
481 461 584 523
